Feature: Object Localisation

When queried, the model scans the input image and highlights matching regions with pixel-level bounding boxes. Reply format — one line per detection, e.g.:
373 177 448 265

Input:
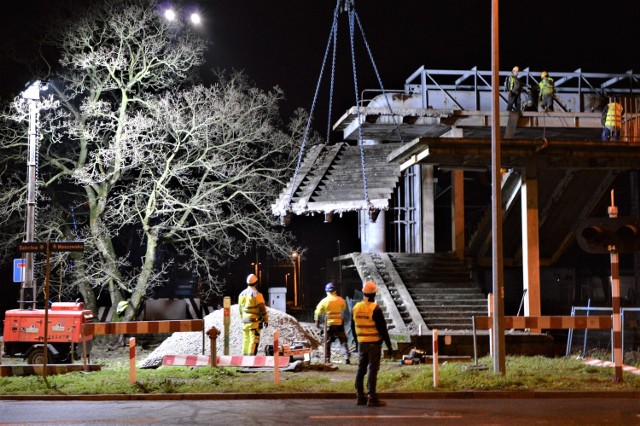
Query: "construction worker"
351 280 393 407
538 71 555 111
601 99 623 141
314 282 350 364
504 66 522 111
238 273 268 356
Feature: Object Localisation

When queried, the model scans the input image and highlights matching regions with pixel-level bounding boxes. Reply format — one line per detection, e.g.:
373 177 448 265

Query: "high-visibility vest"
238 286 267 323
539 77 554 96
505 74 521 93
353 301 381 343
604 102 622 128
315 293 346 326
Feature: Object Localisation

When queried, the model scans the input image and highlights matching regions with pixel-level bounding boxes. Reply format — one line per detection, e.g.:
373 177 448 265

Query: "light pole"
291 251 301 307
20 80 47 310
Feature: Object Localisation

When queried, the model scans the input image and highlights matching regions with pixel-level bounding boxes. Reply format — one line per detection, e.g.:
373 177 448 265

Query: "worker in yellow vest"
351 280 393 407
314 282 350 364
601 100 623 141
538 71 555 111
238 274 268 356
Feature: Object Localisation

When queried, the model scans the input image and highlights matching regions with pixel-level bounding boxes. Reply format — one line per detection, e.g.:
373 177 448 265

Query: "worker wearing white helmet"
351 280 393 407
238 273 268 356
504 66 522 112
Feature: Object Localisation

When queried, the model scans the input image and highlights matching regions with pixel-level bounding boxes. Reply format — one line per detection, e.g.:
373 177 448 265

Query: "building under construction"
272 67 640 355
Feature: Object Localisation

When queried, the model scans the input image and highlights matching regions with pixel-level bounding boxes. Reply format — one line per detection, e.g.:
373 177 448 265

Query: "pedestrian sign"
13 258 26 283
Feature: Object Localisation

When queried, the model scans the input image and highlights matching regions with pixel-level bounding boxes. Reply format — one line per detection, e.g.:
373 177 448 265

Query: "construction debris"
140 306 319 368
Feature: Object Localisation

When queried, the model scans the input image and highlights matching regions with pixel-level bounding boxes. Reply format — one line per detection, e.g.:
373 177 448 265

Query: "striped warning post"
584 358 640 376
162 355 290 368
84 319 204 336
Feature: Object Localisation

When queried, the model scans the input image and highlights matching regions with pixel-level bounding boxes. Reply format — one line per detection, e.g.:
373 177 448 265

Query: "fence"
566 307 640 362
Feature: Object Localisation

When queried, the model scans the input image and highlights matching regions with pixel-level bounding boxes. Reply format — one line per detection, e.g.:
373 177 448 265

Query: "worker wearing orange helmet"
238 273 268 356
351 280 393 407
314 282 350 364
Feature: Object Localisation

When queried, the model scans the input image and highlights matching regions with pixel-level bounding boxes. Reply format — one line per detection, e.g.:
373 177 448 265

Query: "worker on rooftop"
504 66 522 112
539 71 555 112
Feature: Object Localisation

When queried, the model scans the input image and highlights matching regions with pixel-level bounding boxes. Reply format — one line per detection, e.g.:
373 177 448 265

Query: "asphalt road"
1 397 639 426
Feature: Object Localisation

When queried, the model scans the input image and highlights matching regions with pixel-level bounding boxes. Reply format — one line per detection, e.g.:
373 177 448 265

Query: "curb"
2 390 640 401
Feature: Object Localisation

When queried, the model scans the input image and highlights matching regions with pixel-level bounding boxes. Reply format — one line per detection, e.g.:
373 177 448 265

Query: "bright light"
190 13 201 25
163 8 177 21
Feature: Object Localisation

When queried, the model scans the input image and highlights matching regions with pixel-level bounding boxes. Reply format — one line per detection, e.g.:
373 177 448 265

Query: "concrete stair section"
388 253 488 331
348 252 408 333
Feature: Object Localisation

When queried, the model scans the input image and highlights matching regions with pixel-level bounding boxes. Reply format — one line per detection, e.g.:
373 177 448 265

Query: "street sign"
17 242 46 253
50 241 85 252
17 241 85 253
13 258 26 283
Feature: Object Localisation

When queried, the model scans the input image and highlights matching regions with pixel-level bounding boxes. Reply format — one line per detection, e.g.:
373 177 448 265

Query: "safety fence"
566 307 640 363
81 319 205 369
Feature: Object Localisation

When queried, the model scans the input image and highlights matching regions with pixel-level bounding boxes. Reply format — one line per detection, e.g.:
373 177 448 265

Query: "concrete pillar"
360 210 386 253
520 169 541 327
421 165 435 253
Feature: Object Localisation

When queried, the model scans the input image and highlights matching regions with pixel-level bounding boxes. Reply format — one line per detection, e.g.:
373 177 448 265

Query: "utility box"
268 287 287 313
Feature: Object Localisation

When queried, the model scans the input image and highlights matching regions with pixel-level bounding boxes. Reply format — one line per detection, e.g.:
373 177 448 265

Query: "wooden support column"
452 170 465 259
520 167 541 331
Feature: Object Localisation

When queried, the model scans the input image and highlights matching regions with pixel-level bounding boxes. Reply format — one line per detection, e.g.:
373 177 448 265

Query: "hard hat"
512 66 519 73
362 280 378 295
541 71 548 79
325 282 335 292
246 274 258 285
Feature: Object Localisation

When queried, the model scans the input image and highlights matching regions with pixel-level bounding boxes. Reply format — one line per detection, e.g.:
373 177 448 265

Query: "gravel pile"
140 305 319 368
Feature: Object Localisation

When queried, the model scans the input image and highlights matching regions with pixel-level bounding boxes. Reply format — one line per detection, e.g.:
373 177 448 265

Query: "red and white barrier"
584 358 640 376
162 354 290 368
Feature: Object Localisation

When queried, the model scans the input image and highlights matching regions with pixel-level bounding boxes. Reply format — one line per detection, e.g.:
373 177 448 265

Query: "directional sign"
50 241 85 252
17 241 85 253
17 242 46 253
13 258 26 283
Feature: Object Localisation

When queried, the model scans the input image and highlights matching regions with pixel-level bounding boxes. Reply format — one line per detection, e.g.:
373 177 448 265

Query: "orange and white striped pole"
274 330 280 385
432 329 439 388
608 190 623 383
129 337 136 384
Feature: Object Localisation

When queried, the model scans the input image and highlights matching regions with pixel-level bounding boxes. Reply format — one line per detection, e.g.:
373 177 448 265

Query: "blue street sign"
13 258 26 283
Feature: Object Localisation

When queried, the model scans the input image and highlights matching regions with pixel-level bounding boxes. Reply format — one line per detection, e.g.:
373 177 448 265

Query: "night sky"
0 0 638 304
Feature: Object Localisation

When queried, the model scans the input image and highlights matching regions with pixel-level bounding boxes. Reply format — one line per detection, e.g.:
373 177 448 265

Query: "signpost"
17 240 84 378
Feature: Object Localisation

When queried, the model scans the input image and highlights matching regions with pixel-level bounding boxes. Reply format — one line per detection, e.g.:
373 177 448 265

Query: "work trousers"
242 321 260 356
355 341 382 398
506 92 521 112
540 94 554 111
602 126 620 141
324 325 350 362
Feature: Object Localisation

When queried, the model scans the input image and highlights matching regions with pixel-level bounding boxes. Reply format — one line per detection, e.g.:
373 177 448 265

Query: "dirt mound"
140 305 319 368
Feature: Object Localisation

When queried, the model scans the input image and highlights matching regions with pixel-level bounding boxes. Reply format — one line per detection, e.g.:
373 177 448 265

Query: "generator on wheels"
2 302 94 364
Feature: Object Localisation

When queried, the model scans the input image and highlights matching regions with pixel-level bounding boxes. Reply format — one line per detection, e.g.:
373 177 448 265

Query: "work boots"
356 396 367 405
367 396 386 407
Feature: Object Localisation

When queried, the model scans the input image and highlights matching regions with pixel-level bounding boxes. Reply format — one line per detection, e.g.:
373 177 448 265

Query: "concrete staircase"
388 253 488 331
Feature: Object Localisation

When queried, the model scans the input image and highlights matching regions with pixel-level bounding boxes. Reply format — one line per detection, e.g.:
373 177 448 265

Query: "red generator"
2 302 94 364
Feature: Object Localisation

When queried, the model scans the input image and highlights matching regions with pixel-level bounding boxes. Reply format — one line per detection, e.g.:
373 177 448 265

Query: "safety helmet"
325 282 335 292
541 71 548 79
512 66 519 73
362 280 378 295
246 274 258 285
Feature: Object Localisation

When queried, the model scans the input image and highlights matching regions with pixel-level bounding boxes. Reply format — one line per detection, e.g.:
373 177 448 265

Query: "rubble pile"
140 305 319 368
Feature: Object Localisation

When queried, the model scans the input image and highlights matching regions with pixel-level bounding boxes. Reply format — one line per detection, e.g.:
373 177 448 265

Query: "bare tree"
0 0 305 319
